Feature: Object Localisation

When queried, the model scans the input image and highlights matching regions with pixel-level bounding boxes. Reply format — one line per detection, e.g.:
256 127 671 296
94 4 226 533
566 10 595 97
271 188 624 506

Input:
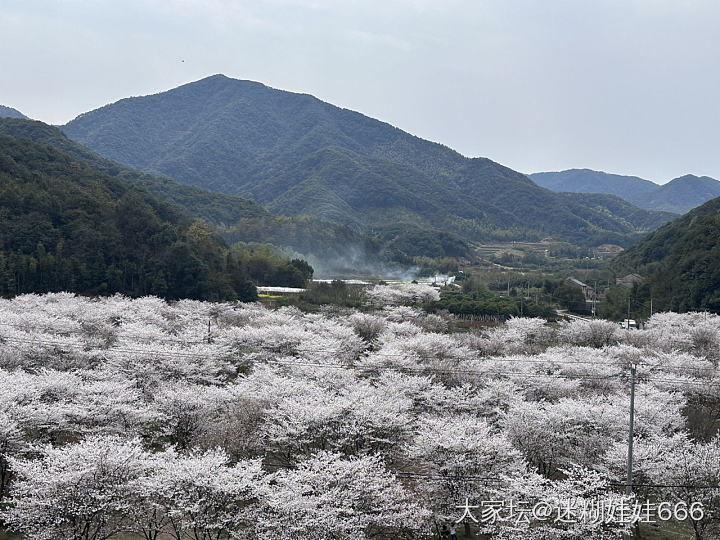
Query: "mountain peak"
182 74 268 92
193 73 247 86
531 168 720 214
667 173 718 184
0 105 28 120
61 77 674 247
529 169 658 203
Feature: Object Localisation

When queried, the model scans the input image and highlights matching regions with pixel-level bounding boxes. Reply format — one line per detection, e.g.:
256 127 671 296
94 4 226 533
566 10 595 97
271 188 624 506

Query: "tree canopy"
613 196 720 313
0 133 314 300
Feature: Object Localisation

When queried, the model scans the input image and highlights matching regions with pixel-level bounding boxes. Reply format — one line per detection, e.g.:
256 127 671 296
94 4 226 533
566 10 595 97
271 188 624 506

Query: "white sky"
2 0 719 182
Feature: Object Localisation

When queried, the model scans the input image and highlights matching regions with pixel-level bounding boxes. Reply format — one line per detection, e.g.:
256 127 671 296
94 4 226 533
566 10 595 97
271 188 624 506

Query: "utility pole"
592 280 597 318
623 363 637 540
207 319 212 344
626 363 637 497
627 297 631 329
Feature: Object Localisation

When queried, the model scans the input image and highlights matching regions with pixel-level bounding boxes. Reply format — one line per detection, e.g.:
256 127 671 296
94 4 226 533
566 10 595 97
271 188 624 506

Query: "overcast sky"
2 0 719 183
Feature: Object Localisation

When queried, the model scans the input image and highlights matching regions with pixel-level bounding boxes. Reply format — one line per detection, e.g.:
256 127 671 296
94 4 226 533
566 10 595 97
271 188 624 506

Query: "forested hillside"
613 196 720 311
0 134 263 300
0 118 415 264
531 169 720 214
63 75 673 247
0 118 269 225
558 192 677 231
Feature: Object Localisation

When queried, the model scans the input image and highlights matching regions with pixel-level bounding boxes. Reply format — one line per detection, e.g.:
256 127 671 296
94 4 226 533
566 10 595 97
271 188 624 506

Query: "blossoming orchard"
1 287 720 539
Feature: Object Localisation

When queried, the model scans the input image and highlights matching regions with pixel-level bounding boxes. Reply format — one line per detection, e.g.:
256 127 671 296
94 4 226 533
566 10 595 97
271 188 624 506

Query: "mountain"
0 105 28 119
556 192 677 231
530 169 720 214
62 74 673 247
0 118 267 226
613 196 720 311
644 175 720 214
0 132 257 301
530 169 658 203
0 118 393 267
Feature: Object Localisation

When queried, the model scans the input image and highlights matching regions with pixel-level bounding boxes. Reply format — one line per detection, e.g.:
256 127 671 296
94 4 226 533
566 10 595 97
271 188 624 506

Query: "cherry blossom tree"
2 436 148 540
3 293 720 538
0 410 22 500
256 451 429 539
488 466 633 539
649 436 720 540
128 449 264 540
503 395 626 476
483 317 556 355
348 312 386 343
557 319 622 349
259 373 413 462
151 382 237 449
405 414 526 528
365 283 440 305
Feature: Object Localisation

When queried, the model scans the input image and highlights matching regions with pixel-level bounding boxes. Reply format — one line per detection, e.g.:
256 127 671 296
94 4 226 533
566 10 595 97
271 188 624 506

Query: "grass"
637 519 696 539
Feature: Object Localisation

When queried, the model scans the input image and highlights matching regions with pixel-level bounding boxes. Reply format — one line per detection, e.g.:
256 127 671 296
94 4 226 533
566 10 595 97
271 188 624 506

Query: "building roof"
566 277 590 288
616 273 645 288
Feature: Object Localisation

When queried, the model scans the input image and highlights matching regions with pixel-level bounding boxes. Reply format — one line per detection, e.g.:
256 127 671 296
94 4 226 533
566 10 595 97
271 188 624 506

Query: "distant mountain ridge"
530 169 720 214
62 74 674 247
0 105 28 119
646 174 720 214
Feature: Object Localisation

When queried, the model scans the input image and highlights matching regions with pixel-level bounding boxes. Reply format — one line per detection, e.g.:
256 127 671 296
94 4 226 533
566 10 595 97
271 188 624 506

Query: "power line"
609 482 720 490
261 357 626 381
645 363 720 375
0 335 627 382
643 376 720 388
262 462 504 483
0 320 211 345
3 337 720 493
3 333 720 389
262 462 720 491
0 327 643 366
2 320 719 374
7 336 720 397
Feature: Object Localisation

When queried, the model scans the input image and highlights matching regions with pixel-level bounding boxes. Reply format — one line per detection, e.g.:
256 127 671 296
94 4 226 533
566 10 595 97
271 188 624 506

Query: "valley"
2 68 720 540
